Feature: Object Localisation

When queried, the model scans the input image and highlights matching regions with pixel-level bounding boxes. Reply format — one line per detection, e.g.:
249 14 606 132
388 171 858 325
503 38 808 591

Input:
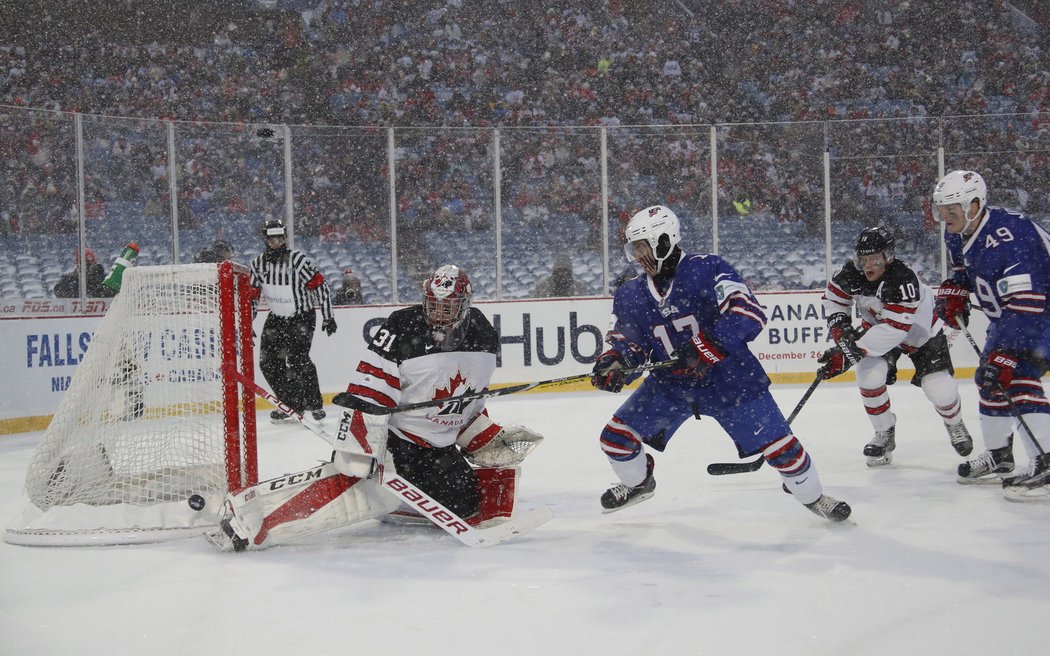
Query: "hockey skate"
600 454 655 513
207 519 250 552
945 421 973 456
780 482 851 522
804 494 852 522
270 409 294 424
864 426 895 467
956 446 1014 485
1002 455 1050 502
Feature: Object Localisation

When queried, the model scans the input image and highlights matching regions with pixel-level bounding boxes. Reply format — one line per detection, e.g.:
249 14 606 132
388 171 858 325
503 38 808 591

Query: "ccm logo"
267 467 324 490
383 477 470 535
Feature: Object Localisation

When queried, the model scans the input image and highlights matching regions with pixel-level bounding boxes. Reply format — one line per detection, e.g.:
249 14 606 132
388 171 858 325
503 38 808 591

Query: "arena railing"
0 106 1046 307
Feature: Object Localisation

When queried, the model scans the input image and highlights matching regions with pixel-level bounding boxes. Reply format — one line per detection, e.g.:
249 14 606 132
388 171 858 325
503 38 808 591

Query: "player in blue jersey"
589 205 851 522
820 227 972 467
932 170 1050 501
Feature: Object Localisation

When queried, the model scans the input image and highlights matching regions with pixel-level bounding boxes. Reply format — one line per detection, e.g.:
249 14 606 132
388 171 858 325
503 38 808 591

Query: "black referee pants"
259 311 323 413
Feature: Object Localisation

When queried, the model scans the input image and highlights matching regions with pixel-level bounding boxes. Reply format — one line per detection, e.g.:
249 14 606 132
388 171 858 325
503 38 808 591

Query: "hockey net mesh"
6 263 255 546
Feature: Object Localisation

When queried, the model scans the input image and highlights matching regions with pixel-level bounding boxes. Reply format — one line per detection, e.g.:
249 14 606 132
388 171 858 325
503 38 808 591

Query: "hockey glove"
976 351 1018 394
592 350 628 393
322 318 338 336
827 313 856 344
818 340 866 379
935 281 970 329
672 332 726 375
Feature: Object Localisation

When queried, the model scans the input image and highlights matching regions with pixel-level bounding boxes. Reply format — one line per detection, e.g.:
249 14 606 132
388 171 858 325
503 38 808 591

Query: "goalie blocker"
208 410 543 551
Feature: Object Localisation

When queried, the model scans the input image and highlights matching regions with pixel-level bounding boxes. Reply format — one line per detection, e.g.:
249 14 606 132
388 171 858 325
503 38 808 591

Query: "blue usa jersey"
945 207 1050 354
606 252 770 400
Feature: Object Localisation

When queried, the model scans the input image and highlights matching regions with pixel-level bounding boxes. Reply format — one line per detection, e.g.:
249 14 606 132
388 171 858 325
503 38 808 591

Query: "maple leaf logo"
433 371 478 416
434 371 469 400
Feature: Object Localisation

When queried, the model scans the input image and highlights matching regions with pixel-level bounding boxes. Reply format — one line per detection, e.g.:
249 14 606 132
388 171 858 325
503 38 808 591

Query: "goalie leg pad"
469 467 519 526
384 465 517 527
210 463 399 551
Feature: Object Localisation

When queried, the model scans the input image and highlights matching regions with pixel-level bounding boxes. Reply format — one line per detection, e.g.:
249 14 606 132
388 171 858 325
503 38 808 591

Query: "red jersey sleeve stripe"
357 361 401 390
824 284 851 301
305 272 326 290
343 384 396 408
883 303 916 314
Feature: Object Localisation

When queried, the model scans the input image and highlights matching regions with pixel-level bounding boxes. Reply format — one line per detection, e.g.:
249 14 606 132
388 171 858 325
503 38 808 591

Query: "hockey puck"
187 494 206 511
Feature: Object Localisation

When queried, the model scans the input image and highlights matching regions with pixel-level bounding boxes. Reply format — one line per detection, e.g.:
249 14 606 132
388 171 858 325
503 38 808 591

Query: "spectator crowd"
1 0 1047 298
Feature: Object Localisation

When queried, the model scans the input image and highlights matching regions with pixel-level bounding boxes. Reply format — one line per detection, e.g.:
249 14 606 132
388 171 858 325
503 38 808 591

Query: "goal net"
5 262 258 546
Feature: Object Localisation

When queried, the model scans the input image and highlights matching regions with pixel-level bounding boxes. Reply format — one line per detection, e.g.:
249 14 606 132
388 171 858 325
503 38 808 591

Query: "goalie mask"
623 205 681 275
423 265 473 346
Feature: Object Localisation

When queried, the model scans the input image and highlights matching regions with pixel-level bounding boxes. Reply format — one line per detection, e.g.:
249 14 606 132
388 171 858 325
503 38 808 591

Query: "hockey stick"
706 366 828 476
955 319 1045 459
333 359 679 415
230 369 375 455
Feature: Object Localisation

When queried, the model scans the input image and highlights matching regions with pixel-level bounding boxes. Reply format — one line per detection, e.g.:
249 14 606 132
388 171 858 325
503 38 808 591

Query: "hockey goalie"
208 264 544 551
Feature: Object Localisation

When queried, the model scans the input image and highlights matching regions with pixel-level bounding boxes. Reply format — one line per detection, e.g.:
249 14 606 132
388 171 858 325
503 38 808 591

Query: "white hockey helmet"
623 205 681 273
933 170 987 226
423 264 473 330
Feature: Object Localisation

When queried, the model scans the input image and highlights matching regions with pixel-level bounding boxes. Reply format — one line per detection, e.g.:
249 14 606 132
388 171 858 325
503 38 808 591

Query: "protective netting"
6 263 255 545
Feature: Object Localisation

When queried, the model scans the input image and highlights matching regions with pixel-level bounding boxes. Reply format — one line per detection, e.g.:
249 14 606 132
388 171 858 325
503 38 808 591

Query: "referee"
249 218 337 423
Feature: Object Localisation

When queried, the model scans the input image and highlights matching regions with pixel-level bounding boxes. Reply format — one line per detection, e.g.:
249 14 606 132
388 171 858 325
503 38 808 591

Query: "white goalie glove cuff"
456 413 544 468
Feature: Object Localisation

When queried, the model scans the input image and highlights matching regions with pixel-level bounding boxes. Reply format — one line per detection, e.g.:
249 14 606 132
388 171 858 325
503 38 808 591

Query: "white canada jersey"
343 306 499 448
822 259 936 356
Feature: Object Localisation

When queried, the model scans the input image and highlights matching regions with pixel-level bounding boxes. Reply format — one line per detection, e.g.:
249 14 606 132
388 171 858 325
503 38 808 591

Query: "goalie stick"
232 370 552 547
333 359 678 415
706 366 828 475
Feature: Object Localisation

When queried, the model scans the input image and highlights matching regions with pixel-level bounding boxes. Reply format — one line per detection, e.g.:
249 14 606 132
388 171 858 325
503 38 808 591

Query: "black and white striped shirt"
248 248 333 321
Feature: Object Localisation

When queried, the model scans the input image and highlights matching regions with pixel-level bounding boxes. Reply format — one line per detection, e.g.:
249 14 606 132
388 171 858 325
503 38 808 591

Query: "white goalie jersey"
342 305 500 449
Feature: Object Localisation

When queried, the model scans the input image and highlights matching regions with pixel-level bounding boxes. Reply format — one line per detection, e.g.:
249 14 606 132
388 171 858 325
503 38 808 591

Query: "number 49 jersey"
946 206 1050 354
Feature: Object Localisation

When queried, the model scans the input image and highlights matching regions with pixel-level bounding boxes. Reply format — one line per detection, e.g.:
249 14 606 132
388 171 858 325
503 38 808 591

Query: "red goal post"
5 261 259 546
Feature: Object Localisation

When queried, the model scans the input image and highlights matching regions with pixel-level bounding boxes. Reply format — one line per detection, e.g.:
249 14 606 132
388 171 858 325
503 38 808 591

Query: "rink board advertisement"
0 292 984 431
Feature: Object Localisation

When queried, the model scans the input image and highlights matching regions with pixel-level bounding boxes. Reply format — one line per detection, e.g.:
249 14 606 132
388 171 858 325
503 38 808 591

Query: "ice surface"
3 382 1049 655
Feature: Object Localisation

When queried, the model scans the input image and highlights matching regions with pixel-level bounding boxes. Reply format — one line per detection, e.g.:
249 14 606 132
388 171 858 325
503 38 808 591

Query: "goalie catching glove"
456 412 544 468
